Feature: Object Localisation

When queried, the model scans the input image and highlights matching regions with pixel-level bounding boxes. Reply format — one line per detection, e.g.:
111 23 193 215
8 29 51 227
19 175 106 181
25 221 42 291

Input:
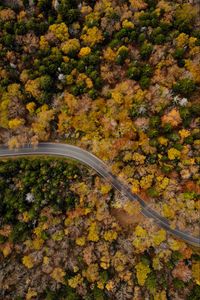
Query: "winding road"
0 142 199 247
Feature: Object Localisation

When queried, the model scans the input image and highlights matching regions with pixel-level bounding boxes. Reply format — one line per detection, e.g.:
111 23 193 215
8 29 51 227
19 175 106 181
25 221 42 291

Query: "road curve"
0 142 199 247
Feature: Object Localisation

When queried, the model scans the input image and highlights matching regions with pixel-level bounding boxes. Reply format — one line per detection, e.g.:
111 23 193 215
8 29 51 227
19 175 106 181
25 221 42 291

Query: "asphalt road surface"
0 142 199 247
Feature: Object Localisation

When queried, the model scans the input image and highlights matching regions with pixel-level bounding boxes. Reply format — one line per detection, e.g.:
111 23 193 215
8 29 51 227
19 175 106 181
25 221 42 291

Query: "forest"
0 157 200 299
0 0 200 299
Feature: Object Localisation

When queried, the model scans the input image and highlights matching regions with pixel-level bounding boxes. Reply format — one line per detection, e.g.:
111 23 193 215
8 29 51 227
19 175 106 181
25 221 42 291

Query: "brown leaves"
32 105 55 140
64 92 78 114
161 108 182 127
111 206 144 230
129 0 147 10
184 180 200 194
66 208 88 220
0 225 12 237
0 8 16 21
138 189 151 202
50 267 66 283
83 245 94 265
172 261 192 282
180 247 193 260
22 33 39 54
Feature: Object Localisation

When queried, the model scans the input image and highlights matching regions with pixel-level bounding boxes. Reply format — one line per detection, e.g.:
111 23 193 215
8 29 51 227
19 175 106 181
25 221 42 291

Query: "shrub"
14 21 27 35
149 138 159 147
129 102 147 118
84 52 100 66
10 222 30 243
71 83 85 96
116 46 129 64
177 59 185 68
161 164 173 174
146 272 157 292
129 30 137 42
127 66 141 80
77 60 85 72
109 39 121 49
139 76 151 89
179 107 190 120
37 0 52 12
93 77 103 89
39 75 53 92
160 22 172 33
141 64 153 77
57 0 80 24
115 28 128 39
184 135 193 144
168 132 180 142
145 0 158 9
2 34 15 49
154 33 165 44
173 78 196 97
138 33 146 44
66 9 80 24
149 116 160 127
162 123 173 133
190 103 200 116
173 48 185 60
174 3 197 33
147 154 158 165
140 42 153 59
148 128 159 138
88 88 98 100
187 285 200 300
173 278 185 290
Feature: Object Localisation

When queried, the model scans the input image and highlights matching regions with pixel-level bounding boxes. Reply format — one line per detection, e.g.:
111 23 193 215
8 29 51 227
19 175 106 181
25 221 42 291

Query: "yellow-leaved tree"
32 104 55 140
81 27 103 46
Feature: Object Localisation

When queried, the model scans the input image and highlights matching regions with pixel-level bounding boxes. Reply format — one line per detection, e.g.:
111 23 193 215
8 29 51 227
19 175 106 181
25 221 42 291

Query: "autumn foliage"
0 0 200 298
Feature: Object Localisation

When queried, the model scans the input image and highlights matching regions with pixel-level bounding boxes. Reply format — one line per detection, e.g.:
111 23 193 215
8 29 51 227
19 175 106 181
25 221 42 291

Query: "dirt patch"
111 208 145 230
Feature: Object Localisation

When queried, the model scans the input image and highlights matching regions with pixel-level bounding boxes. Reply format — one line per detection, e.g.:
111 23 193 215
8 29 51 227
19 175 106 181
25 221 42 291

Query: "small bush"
139 76 151 89
140 42 153 59
173 78 196 97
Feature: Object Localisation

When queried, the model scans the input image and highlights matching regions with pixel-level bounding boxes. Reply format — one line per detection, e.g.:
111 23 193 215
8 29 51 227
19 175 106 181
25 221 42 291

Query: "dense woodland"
0 0 200 299
0 157 200 299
